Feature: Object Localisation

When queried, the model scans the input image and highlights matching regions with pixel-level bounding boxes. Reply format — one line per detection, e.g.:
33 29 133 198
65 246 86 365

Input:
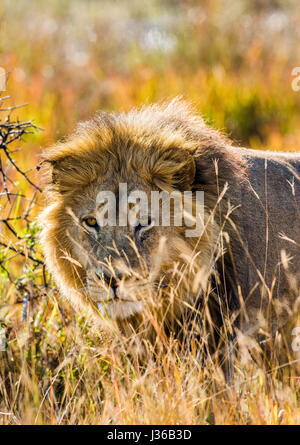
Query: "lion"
39 99 300 357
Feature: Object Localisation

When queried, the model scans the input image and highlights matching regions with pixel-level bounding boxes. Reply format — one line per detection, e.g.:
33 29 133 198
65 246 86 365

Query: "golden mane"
41 98 240 197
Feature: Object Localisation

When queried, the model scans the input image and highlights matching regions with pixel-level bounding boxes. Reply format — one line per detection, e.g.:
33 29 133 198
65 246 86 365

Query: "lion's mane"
39 98 300 342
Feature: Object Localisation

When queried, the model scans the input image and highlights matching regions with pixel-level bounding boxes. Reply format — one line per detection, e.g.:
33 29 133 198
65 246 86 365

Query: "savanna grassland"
1 0 300 425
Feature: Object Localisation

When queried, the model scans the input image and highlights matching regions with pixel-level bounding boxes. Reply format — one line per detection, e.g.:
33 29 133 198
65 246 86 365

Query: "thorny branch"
0 95 47 308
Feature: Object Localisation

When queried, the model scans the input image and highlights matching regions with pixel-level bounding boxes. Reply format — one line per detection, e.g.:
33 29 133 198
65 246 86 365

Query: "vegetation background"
1 0 300 424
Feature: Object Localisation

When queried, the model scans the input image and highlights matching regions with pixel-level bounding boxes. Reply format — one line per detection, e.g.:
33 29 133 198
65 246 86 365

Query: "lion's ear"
38 158 59 183
151 148 196 191
39 152 100 195
38 156 79 194
37 157 64 193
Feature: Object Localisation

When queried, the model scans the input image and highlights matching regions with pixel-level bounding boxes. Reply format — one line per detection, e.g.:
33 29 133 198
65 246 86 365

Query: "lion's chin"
96 300 144 320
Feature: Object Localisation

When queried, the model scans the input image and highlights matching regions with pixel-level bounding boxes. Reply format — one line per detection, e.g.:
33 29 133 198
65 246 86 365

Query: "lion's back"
228 146 300 331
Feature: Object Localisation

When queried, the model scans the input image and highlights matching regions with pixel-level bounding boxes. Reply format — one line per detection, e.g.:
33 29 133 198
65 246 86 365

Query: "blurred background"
1 0 300 152
1 0 300 280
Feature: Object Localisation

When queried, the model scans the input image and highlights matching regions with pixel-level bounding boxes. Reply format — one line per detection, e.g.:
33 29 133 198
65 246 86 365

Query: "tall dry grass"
1 276 300 424
1 0 300 425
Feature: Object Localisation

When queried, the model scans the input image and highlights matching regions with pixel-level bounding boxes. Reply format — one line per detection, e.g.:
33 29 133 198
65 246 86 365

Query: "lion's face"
59 176 197 321
40 100 224 328
70 178 180 319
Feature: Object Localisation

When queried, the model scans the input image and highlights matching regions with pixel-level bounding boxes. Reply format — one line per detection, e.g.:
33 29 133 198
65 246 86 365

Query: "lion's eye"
83 217 99 230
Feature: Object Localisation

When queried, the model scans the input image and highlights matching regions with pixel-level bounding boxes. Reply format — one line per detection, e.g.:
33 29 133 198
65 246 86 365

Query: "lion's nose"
102 271 122 290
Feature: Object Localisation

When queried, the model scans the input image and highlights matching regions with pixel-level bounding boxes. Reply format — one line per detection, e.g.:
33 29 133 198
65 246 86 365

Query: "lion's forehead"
71 181 153 212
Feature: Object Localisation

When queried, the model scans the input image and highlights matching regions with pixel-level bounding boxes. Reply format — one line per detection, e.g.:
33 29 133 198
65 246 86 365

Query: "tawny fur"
39 98 300 344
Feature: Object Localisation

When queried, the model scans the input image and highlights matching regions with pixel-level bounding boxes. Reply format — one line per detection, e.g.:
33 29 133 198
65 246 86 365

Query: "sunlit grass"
1 0 300 425
1 291 300 425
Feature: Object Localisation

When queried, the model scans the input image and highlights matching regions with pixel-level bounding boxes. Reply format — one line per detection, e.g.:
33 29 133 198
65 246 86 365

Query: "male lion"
39 99 300 355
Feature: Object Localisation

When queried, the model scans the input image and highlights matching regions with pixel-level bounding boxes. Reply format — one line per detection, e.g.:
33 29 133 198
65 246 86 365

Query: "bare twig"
0 95 45 291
